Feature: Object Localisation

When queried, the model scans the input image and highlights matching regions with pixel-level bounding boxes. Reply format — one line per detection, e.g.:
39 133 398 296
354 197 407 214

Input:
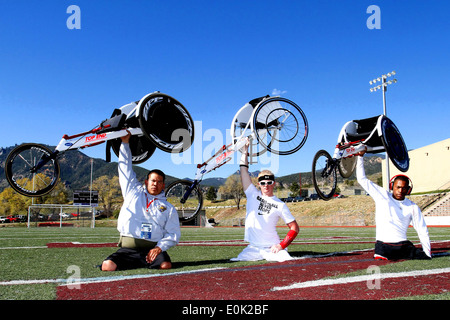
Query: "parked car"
333 193 345 198
0 216 10 223
286 197 295 202
16 215 28 222
309 194 319 200
293 196 304 202
7 215 20 223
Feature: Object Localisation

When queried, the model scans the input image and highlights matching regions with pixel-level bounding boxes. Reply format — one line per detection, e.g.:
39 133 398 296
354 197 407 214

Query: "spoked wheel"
338 156 357 178
111 134 156 164
379 116 409 172
5 143 60 197
312 150 337 200
165 180 203 222
138 93 195 153
252 97 308 155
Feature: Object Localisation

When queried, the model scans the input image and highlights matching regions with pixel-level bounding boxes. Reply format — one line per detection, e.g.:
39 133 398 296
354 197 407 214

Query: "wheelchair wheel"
380 116 409 172
252 97 308 155
138 93 195 153
5 143 60 197
165 180 203 222
338 156 357 178
312 150 337 200
110 134 156 164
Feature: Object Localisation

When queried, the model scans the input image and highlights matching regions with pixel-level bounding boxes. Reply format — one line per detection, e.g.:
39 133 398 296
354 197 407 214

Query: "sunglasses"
259 180 274 186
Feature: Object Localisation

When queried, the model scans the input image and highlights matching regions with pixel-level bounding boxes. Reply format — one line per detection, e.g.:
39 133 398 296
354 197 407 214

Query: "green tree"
289 182 300 197
0 187 30 215
92 175 122 217
205 186 217 201
219 175 245 209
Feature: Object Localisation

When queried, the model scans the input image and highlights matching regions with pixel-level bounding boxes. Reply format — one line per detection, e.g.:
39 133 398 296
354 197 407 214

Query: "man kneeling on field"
231 140 299 262
356 147 431 261
101 131 180 271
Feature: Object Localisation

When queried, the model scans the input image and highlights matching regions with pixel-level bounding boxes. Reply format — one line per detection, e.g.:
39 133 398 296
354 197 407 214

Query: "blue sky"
1 0 449 180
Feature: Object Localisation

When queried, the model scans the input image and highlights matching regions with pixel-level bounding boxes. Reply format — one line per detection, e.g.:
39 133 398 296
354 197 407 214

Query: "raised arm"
118 130 139 197
239 139 252 191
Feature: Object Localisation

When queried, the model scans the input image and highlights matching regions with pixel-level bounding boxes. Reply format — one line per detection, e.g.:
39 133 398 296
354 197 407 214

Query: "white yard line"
0 267 226 287
271 267 450 291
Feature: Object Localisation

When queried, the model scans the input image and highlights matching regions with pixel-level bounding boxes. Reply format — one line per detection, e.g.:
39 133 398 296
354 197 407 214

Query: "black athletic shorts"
375 240 430 260
104 247 171 270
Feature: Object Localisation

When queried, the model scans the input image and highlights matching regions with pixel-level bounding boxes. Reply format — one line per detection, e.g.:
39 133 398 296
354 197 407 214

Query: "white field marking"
0 236 117 240
0 267 226 287
0 246 47 250
271 267 450 291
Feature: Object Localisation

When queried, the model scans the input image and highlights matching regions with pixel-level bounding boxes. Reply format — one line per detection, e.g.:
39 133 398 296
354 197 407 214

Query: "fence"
27 204 96 228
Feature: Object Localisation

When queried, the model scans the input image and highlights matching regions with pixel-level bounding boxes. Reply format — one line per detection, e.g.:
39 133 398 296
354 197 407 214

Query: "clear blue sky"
1 0 449 180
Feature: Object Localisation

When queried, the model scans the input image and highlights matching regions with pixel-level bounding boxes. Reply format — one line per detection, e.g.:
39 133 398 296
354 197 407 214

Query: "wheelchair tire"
338 156 357 178
312 150 337 200
380 116 409 172
138 93 195 153
5 143 60 197
110 134 156 164
165 179 203 222
252 97 308 155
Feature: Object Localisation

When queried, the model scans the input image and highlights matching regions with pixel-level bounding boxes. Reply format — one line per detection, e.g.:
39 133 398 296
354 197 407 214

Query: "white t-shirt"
244 184 295 247
356 157 431 257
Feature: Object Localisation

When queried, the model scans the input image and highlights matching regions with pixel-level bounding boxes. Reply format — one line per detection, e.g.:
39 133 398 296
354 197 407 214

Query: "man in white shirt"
356 148 431 260
231 143 299 262
101 132 181 271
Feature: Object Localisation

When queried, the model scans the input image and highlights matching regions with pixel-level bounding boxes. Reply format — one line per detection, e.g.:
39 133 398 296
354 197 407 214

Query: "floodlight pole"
382 76 389 190
382 76 387 116
369 71 397 190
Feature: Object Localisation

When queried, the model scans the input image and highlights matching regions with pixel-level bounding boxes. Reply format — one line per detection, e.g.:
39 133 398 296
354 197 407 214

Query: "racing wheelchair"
312 115 409 200
165 95 308 222
5 92 195 197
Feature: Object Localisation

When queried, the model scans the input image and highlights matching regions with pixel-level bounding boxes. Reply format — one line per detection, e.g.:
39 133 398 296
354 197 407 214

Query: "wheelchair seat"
338 114 409 172
341 115 384 150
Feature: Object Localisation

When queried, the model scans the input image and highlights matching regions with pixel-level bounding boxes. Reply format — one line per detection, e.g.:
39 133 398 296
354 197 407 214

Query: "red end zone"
56 241 450 300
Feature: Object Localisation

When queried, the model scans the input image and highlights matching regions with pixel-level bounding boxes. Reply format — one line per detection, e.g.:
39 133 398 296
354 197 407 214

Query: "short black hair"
147 169 166 182
393 175 409 186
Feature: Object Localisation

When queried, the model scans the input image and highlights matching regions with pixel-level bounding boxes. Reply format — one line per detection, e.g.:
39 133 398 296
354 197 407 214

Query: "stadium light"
369 71 398 190
369 70 397 115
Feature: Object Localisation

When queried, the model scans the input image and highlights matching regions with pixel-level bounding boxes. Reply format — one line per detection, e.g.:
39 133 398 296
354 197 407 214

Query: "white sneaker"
374 254 388 260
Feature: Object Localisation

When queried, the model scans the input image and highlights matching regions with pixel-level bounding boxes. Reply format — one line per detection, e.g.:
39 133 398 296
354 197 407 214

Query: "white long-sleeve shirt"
356 156 431 257
116 143 180 252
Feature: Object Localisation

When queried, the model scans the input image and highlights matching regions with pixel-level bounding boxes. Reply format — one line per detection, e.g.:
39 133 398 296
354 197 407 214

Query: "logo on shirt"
256 196 278 215
158 205 167 212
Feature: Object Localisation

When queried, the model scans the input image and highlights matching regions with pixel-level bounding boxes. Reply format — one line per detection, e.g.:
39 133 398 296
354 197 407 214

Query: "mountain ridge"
0 144 382 194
